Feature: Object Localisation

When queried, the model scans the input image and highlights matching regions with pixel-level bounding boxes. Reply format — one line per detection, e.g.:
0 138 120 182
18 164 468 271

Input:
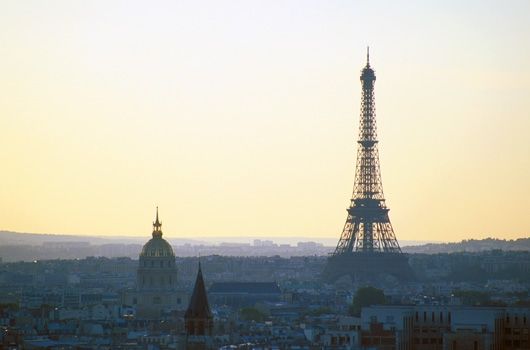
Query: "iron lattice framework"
333 49 402 255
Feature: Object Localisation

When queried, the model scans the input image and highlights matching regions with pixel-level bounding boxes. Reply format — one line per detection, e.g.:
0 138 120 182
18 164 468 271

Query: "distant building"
135 208 186 319
209 281 282 307
360 305 530 350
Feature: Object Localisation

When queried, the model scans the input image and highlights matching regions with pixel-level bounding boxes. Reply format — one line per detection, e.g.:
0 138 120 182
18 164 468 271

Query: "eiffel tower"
323 49 413 282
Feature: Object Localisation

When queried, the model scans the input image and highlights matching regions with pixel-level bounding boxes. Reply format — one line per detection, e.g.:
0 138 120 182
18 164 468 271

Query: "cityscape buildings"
0 54 528 349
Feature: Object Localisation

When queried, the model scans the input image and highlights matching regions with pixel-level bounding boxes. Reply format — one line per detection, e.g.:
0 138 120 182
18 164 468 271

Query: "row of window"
141 260 174 268
141 275 175 287
415 311 451 323
506 315 528 324
504 327 530 335
145 249 172 257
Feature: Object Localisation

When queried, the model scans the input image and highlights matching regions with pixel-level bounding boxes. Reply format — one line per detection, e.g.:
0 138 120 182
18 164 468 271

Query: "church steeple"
185 261 213 336
152 206 163 238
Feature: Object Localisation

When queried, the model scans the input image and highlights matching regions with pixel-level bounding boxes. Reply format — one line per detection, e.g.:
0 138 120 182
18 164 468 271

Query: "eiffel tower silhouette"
323 49 413 282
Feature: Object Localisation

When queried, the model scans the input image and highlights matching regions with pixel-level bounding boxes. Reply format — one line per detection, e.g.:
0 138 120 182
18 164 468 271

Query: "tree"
239 307 266 322
349 286 386 316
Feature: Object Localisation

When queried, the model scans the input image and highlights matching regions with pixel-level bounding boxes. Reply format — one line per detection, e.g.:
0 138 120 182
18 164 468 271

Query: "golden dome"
140 207 175 258
140 236 175 257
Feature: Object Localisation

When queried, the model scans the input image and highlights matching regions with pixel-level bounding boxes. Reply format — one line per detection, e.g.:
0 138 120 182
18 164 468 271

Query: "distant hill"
0 230 204 246
0 231 528 262
403 237 530 254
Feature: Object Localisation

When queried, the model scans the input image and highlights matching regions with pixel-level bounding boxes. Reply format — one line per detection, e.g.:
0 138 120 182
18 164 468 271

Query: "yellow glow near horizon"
1 1 529 242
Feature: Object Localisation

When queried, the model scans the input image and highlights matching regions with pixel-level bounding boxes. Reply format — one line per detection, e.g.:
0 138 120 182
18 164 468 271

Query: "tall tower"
323 49 412 282
334 48 401 255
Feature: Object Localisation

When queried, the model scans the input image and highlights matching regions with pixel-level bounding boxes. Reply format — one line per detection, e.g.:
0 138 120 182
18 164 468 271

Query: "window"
440 312 443 322
153 296 161 304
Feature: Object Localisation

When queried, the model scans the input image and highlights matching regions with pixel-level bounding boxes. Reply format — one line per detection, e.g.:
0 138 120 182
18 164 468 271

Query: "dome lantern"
152 206 162 238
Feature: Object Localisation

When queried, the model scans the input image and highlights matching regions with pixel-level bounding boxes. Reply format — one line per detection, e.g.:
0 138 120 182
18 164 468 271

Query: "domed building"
135 208 186 319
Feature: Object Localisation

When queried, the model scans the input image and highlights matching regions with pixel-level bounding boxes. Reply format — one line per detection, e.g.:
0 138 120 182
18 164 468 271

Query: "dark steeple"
152 206 162 238
185 262 213 336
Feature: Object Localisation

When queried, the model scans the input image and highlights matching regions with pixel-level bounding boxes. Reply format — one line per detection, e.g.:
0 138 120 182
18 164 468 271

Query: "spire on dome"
152 206 163 238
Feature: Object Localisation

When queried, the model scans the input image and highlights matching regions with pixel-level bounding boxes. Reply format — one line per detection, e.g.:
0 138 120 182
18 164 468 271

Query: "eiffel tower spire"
333 49 402 255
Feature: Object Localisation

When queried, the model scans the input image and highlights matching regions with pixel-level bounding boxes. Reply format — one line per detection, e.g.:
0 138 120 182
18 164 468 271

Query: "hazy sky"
1 0 529 242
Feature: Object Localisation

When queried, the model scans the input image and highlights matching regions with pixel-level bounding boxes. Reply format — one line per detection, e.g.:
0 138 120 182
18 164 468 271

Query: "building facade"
360 305 530 350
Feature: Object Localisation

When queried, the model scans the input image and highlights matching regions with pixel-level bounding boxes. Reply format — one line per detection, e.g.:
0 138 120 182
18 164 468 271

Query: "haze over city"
1 0 529 242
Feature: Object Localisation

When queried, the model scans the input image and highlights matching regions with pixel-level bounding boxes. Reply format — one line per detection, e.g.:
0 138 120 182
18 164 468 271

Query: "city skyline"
1 1 530 241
